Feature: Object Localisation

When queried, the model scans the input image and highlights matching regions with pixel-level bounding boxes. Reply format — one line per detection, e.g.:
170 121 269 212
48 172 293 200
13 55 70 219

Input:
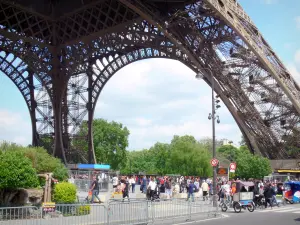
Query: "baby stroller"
152 185 160 201
147 185 160 201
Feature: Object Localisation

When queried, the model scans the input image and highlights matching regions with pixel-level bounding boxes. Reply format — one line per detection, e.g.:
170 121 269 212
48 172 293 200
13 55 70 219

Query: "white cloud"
0 110 31 145
296 16 300 29
135 118 152 126
95 59 242 150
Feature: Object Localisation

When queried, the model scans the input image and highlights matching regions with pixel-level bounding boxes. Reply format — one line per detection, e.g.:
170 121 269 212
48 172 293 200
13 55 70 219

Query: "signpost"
210 158 219 167
229 163 237 172
228 162 237 181
217 168 228 175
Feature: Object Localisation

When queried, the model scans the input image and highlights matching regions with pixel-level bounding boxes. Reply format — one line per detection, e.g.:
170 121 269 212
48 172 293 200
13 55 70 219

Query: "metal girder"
0 51 53 150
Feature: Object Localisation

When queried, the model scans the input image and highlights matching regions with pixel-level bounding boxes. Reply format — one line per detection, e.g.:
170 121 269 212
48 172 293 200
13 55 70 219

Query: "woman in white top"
148 177 157 200
129 176 136 193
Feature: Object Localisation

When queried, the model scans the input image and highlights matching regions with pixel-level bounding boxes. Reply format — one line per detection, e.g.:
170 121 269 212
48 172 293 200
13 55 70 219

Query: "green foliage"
121 135 213 177
0 142 68 188
0 151 39 189
217 144 272 180
74 119 130 170
22 147 68 181
235 147 272 179
0 142 68 182
53 182 77 204
77 205 91 215
168 135 212 176
217 144 239 162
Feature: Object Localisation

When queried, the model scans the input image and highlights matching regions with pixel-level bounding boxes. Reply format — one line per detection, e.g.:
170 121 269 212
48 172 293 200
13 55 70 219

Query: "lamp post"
195 68 221 207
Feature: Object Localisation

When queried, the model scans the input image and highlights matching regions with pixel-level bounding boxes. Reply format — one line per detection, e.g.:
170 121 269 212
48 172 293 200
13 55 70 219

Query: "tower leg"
52 79 67 163
87 68 96 164
28 71 39 146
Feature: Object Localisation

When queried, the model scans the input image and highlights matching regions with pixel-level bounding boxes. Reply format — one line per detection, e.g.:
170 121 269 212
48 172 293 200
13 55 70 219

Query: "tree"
198 137 224 154
0 151 39 189
216 144 272 180
168 135 212 176
121 149 157 175
0 142 68 181
75 119 130 170
235 146 272 179
217 144 239 162
149 142 170 175
21 147 68 180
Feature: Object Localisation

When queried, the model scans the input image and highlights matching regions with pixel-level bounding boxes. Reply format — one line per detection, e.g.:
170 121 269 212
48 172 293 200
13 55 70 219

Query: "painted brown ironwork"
0 0 299 163
0 50 53 150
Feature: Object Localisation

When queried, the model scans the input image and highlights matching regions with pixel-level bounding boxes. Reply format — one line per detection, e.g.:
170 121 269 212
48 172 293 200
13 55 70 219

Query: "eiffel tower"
0 0 299 163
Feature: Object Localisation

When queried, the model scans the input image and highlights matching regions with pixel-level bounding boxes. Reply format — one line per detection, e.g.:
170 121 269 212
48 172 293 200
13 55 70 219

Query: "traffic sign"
210 158 219 167
229 162 236 172
217 168 228 175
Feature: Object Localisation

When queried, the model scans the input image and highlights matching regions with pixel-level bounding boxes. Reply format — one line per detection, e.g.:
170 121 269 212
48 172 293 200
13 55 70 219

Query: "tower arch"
0 50 53 149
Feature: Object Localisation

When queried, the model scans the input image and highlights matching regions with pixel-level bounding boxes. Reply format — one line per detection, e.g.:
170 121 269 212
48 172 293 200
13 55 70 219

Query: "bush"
77 205 91 215
53 182 77 204
0 151 39 189
0 143 69 182
22 147 69 181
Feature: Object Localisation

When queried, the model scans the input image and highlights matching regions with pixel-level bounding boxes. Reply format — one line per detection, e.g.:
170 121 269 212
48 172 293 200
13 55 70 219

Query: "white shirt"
148 181 157 191
222 184 230 195
201 182 209 191
112 177 118 186
129 178 135 184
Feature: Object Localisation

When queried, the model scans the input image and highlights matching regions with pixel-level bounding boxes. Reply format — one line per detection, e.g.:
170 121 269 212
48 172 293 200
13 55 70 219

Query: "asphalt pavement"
177 204 300 225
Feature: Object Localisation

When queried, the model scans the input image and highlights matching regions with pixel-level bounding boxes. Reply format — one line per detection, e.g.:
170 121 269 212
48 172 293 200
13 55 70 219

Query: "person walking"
90 177 101 203
148 177 157 201
187 179 195 202
165 178 172 199
264 183 275 208
121 177 130 202
129 176 136 193
201 180 209 201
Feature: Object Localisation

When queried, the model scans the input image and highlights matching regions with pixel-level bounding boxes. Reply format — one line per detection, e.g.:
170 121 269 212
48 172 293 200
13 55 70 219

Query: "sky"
0 0 299 150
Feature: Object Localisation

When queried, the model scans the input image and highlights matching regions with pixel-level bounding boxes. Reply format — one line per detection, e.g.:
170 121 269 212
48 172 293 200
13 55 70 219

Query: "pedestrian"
129 176 136 193
148 177 157 201
165 178 172 199
187 179 195 202
201 180 209 201
121 177 130 202
90 177 101 203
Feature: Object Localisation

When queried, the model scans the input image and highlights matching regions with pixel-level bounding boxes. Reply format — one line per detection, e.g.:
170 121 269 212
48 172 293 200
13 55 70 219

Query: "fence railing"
0 199 219 225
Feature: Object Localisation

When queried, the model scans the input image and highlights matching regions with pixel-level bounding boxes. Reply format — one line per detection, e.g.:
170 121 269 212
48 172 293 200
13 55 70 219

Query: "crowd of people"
110 175 214 202
87 173 297 205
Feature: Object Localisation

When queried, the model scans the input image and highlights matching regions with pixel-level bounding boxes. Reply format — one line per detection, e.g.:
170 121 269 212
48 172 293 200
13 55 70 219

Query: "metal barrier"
0 199 219 225
108 200 149 225
0 206 42 225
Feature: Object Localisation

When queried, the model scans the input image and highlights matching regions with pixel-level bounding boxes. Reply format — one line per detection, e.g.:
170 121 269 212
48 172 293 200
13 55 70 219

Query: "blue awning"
77 164 111 170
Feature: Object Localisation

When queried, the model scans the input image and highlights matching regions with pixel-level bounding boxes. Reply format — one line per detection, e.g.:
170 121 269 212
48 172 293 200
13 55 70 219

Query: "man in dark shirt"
121 177 130 202
90 177 101 203
186 179 195 202
264 183 275 208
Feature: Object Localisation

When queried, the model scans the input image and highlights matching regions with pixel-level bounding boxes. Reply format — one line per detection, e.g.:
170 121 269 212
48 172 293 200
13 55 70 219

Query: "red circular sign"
230 163 236 170
210 158 219 167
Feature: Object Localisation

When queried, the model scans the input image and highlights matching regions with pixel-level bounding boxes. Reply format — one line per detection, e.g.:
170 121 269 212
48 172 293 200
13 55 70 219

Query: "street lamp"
195 68 221 207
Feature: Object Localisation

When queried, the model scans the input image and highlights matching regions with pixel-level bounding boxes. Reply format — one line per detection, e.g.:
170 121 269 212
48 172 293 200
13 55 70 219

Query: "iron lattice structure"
0 0 300 163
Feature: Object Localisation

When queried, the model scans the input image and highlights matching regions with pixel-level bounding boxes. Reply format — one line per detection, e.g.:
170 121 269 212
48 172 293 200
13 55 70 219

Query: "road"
177 204 300 225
